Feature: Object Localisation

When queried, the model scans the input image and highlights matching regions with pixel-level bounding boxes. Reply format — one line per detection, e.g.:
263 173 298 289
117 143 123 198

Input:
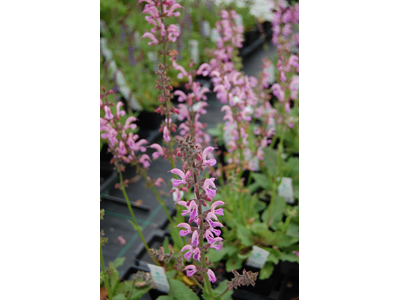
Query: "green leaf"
226 256 243 272
207 247 228 263
168 224 184 251
224 244 238 256
156 296 175 300
261 196 286 230
166 270 177 279
113 294 127 300
274 234 299 248
236 224 253 247
128 220 143 232
202 280 232 300
169 279 200 300
252 173 271 190
286 223 299 238
163 237 171 254
263 147 278 177
113 257 126 269
280 252 299 263
237 251 251 260
259 262 274 280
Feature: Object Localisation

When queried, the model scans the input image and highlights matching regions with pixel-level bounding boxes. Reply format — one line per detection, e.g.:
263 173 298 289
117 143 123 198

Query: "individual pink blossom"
170 168 191 187
150 143 165 159
211 201 225 216
116 236 126 245
202 147 217 167
139 154 151 168
163 126 170 142
165 3 182 17
183 265 197 277
154 177 164 187
207 269 217 283
202 178 217 198
116 102 125 117
176 223 193 237
124 116 138 130
180 245 194 260
142 32 159 46
167 24 180 42
191 230 199 247
104 106 113 120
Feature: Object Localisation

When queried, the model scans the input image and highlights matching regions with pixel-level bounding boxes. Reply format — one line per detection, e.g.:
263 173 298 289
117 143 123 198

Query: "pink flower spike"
202 178 217 199
165 3 182 16
142 32 159 46
176 223 193 236
207 269 217 283
183 265 197 277
104 106 113 120
163 126 170 142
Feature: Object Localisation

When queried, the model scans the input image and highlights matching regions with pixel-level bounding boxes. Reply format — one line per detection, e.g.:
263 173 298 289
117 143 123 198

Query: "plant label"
188 39 199 64
246 246 270 269
235 14 243 27
202 21 211 37
278 177 294 204
147 264 170 293
211 28 220 43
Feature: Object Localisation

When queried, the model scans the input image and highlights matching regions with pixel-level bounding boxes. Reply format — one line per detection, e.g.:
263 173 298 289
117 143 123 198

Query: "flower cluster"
100 89 151 172
141 0 182 155
170 135 225 283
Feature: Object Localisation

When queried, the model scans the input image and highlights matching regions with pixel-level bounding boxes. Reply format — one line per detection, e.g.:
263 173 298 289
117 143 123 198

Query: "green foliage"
226 255 243 272
236 224 253 247
202 280 232 300
169 224 184 252
259 262 274 280
166 279 200 300
261 196 286 230
263 147 278 177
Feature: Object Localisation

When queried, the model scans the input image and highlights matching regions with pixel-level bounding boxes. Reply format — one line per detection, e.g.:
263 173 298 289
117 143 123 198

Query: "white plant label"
188 39 199 64
235 14 243 27
210 28 220 43
246 246 270 269
264 64 275 85
278 177 294 204
147 264 170 293
202 21 211 37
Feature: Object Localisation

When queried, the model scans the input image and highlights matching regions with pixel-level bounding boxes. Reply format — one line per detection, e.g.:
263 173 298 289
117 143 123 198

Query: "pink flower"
293 251 299 258
209 237 224 251
139 154 151 168
116 102 125 117
192 247 201 262
172 60 188 79
124 116 137 130
154 177 164 187
191 230 199 247
118 141 127 156
174 90 187 102
202 147 217 167
197 63 212 77
142 32 159 46
202 178 217 198
183 265 197 277
150 143 164 159
205 212 223 228
170 168 191 187
211 200 225 216
163 126 170 142
207 269 217 283
167 24 180 42
176 223 193 237
180 245 194 260
104 106 113 120
165 3 182 17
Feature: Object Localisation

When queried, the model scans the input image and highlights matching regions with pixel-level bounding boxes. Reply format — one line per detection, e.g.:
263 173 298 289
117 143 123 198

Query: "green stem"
101 244 113 300
191 276 207 293
148 180 174 224
118 171 159 265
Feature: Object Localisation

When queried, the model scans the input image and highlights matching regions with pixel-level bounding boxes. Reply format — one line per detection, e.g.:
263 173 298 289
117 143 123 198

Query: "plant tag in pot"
278 177 294 204
202 21 211 37
147 264 170 293
246 246 270 269
210 28 220 43
188 39 199 64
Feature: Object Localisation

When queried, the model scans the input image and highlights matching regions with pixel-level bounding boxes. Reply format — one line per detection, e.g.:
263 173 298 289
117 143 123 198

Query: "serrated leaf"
169 279 200 300
261 196 286 230
236 224 253 247
207 247 228 263
129 286 152 300
259 262 274 280
226 256 243 272
274 234 299 248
